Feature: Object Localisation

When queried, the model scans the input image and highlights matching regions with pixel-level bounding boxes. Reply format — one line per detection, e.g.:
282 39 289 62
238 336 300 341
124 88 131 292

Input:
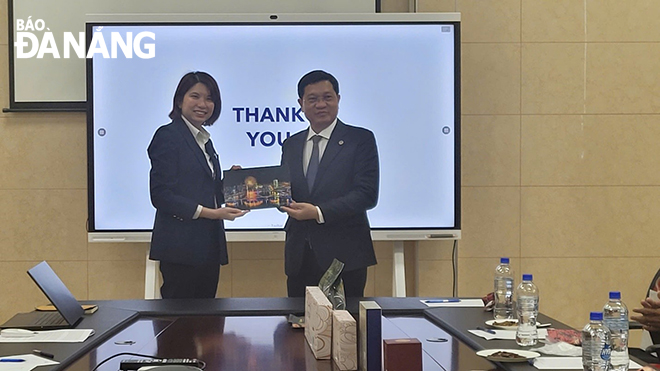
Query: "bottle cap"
609 291 621 300
500 257 509 264
522 274 533 281
590 311 603 321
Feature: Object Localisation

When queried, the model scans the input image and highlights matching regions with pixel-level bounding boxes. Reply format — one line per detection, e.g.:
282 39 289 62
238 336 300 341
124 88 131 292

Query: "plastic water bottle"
603 291 629 371
582 311 611 371
494 257 514 320
515 274 539 346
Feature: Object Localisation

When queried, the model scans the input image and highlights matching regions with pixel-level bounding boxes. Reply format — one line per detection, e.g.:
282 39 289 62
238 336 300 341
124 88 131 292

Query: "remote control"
119 358 202 370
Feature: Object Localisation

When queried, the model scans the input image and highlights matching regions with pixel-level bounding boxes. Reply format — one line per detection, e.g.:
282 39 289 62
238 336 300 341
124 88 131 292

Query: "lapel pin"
338 140 344 145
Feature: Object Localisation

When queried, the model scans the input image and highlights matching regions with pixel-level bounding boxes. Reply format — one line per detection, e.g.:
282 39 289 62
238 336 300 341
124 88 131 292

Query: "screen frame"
85 13 461 242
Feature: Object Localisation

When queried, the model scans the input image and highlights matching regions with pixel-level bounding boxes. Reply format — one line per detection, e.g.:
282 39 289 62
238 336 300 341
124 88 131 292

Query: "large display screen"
87 13 461 239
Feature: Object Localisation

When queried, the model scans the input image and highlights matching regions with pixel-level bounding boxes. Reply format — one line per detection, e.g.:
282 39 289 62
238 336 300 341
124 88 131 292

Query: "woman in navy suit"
148 71 247 299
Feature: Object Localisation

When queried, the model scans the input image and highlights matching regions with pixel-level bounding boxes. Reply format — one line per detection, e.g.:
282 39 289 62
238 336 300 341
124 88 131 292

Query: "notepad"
420 299 484 307
0 354 58 370
0 329 94 343
532 357 641 370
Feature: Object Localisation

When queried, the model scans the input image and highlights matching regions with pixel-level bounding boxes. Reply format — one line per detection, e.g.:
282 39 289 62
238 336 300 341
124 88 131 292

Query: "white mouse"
0 328 36 338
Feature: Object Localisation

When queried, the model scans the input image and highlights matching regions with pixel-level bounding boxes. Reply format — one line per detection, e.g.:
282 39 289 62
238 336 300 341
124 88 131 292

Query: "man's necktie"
306 135 322 191
205 139 220 180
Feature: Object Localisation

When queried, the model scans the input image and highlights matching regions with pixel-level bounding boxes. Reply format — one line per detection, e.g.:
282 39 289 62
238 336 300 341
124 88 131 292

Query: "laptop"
0 261 85 330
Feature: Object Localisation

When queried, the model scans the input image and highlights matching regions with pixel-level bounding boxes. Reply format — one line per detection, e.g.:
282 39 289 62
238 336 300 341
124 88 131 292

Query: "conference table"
0 297 647 371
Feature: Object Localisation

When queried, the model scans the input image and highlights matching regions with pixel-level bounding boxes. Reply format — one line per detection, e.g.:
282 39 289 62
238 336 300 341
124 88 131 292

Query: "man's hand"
280 202 318 221
631 298 660 332
200 207 249 221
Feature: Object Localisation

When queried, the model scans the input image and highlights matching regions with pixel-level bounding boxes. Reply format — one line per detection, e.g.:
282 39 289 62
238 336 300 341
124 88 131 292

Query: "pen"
33 349 55 359
476 326 497 334
425 299 461 303
0 359 25 362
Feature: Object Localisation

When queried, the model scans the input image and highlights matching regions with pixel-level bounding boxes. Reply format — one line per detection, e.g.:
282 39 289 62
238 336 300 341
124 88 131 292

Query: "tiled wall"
417 0 660 330
1 0 659 334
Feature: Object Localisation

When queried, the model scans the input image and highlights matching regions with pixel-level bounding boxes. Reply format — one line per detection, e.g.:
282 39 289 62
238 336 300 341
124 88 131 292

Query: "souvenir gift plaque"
223 165 292 210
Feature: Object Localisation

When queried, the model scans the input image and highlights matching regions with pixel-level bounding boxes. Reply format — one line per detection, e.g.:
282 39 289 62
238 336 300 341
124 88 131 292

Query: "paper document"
532 356 641 370
420 299 484 308
0 354 58 370
0 329 93 343
469 328 548 340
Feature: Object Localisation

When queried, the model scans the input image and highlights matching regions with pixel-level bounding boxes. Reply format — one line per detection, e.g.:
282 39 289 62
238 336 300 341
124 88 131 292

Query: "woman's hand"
218 207 249 220
200 207 249 221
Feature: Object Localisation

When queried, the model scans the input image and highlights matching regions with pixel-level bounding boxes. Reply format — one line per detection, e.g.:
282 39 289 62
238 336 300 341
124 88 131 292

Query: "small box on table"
358 301 382 371
305 286 333 359
333 310 358 370
383 338 422 371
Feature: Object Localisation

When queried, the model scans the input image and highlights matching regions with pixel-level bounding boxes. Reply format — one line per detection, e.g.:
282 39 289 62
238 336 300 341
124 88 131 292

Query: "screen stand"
145 251 160 299
144 242 415 299
393 241 406 297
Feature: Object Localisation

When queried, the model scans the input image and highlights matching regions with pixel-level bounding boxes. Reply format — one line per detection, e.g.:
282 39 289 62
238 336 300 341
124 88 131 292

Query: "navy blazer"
148 118 228 266
280 120 379 274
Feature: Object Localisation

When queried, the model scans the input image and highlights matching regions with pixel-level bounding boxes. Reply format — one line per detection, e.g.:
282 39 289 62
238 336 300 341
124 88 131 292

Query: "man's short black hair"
297 70 339 98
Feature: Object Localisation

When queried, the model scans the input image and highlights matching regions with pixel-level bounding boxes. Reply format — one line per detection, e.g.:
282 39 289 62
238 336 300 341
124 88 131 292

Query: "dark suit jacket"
148 118 228 266
280 119 379 275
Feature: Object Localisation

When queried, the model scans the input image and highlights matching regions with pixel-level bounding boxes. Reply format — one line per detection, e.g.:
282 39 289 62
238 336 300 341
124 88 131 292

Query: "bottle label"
600 343 611 361
603 319 629 332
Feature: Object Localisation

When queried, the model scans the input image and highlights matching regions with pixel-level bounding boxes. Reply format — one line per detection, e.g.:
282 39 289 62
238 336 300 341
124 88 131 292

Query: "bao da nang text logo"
14 17 155 59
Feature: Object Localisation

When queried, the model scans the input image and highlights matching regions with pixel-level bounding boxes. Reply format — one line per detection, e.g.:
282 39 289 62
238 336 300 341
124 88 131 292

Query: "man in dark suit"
148 72 247 299
280 70 379 297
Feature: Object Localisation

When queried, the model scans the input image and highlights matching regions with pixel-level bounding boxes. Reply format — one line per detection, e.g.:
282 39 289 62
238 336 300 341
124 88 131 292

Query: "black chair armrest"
646 344 660 353
631 320 644 330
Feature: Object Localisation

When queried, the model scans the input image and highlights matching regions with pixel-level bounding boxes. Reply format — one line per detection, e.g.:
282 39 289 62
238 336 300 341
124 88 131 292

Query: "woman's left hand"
200 206 248 220
218 207 249 221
